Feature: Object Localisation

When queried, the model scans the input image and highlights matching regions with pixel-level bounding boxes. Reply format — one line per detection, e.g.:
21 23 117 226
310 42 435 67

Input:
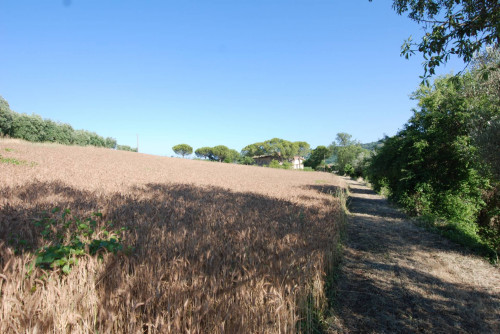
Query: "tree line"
0 96 137 152
171 135 374 174
365 47 499 259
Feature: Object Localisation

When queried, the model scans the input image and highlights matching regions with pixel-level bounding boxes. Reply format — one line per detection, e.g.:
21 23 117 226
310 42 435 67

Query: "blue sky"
0 0 464 156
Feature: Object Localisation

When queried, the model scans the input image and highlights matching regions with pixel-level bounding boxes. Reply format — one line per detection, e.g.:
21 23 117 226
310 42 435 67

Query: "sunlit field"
0 139 346 333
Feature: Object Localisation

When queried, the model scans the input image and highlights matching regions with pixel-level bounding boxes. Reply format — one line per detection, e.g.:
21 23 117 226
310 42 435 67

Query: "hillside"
0 138 345 333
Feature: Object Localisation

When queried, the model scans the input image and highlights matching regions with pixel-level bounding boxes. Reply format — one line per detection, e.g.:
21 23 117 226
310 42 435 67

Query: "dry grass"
0 139 346 333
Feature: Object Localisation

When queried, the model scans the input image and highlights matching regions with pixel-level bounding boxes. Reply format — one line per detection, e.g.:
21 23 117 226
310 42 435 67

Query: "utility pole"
136 134 139 153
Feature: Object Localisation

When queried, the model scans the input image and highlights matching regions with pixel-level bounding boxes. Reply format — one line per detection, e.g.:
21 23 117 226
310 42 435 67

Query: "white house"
290 156 305 170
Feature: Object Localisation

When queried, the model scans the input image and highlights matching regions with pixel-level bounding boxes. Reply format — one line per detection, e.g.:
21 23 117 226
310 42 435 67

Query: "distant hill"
361 140 384 151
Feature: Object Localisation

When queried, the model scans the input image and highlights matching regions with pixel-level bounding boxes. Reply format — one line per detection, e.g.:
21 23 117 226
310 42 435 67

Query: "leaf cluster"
195 145 240 163
268 159 293 169
365 56 500 258
304 145 330 170
241 138 310 160
328 133 370 176
377 0 500 80
172 143 193 158
29 208 129 275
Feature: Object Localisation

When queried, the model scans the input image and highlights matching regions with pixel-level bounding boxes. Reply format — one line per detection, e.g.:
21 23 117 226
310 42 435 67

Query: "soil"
330 178 500 333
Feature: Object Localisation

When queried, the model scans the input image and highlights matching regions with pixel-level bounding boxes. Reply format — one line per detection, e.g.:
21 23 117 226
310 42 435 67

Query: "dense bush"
0 95 136 151
304 145 330 170
116 145 138 152
269 159 282 169
366 54 500 259
267 159 292 170
326 133 370 176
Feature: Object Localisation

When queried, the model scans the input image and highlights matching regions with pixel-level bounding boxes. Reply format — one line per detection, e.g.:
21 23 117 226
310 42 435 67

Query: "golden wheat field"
0 138 346 333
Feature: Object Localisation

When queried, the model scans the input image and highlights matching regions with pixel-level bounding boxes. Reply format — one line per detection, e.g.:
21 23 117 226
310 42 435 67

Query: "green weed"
0 155 27 165
28 208 131 275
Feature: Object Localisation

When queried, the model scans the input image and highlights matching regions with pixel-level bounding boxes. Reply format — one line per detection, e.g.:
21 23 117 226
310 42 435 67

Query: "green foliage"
268 159 292 170
304 145 330 170
360 140 384 151
343 163 355 177
294 141 311 157
29 208 129 275
195 147 212 159
223 149 240 163
376 0 500 80
0 155 28 165
329 133 369 176
269 159 282 169
237 155 255 165
116 144 138 152
105 137 118 149
0 95 129 150
0 95 14 136
366 62 500 259
195 145 240 162
241 138 309 160
172 143 193 158
211 145 230 162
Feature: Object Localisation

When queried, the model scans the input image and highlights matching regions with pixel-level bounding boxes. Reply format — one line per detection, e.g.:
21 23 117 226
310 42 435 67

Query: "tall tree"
329 133 367 174
172 144 193 158
0 96 13 136
294 141 311 157
374 0 500 79
304 146 330 170
211 145 231 162
195 147 212 160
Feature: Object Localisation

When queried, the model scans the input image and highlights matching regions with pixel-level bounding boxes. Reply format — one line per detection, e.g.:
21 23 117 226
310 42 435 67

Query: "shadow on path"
330 178 500 333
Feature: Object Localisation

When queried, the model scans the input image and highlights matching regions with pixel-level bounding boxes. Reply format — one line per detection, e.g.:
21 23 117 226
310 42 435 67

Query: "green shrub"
0 155 27 165
238 156 255 165
366 71 499 260
269 159 281 169
343 163 354 177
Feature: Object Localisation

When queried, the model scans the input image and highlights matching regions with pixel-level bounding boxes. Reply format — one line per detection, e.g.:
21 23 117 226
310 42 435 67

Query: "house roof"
252 154 305 161
252 154 275 159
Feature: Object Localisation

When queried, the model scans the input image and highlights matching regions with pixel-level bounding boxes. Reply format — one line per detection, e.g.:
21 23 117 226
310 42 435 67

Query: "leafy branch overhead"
372 0 500 79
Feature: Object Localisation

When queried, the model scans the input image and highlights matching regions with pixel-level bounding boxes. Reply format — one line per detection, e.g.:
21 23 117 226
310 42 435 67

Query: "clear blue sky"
0 0 464 156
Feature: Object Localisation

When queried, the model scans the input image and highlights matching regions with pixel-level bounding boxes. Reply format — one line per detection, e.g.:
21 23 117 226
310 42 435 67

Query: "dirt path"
330 178 500 333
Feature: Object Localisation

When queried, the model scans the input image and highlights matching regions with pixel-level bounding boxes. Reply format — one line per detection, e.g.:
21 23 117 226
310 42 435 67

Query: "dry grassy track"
330 178 500 333
0 139 345 333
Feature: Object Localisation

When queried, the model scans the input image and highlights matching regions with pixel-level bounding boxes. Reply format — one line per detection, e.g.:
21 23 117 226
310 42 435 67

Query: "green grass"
417 215 498 263
0 155 27 165
0 154 37 167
